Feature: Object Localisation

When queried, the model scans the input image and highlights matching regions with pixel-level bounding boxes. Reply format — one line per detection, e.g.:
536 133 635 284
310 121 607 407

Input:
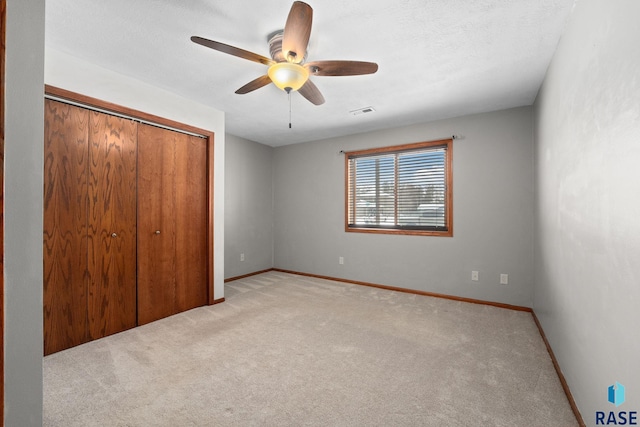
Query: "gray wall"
533 0 640 423
224 134 274 278
4 0 45 424
273 107 535 307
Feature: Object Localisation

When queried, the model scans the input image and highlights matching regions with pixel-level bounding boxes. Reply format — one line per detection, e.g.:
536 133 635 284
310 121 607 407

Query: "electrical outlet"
471 271 479 281
240 253 245 262
500 274 509 285
339 256 344 265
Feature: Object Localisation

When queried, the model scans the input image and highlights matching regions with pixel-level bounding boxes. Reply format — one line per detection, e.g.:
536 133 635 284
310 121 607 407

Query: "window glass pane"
397 149 445 227
351 154 395 226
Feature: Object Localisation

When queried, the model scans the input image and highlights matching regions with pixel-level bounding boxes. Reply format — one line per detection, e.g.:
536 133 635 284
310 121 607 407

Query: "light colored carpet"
44 271 578 426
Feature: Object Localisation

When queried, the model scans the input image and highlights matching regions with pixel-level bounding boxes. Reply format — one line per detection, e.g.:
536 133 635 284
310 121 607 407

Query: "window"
345 139 453 236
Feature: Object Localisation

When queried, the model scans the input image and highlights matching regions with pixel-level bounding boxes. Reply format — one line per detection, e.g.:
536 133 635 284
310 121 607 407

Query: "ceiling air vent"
350 106 376 116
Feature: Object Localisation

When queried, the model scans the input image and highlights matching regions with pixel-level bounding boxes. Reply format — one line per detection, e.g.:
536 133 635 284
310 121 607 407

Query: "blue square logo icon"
608 382 626 407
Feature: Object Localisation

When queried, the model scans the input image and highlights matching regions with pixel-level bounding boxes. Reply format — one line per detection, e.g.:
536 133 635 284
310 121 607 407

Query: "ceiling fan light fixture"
268 62 309 92
191 1 377 106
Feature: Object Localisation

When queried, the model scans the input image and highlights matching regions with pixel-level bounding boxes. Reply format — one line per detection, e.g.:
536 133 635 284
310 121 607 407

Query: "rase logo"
596 382 637 425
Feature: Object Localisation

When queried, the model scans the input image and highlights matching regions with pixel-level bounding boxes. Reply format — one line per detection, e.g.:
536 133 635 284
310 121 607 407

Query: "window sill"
345 226 453 237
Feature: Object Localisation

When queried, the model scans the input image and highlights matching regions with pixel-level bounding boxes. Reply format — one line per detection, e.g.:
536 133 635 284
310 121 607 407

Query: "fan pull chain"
288 89 292 129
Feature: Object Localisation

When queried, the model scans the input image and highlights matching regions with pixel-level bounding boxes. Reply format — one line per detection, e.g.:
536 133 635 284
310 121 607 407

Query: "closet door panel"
137 124 177 325
137 124 207 324
174 133 208 312
43 100 89 355
87 112 137 339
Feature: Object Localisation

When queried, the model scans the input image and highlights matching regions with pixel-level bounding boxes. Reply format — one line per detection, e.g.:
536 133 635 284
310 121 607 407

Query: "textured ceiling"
45 0 576 146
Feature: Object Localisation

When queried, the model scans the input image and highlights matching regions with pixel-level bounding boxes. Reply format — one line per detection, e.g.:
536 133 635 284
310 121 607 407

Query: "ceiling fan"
191 1 378 105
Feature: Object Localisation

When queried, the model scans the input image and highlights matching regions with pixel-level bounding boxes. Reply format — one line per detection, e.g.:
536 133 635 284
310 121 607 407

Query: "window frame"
344 138 453 237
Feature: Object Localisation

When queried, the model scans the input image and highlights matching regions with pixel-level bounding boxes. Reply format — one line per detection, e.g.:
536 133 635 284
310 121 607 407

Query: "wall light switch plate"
472 271 479 281
500 274 509 285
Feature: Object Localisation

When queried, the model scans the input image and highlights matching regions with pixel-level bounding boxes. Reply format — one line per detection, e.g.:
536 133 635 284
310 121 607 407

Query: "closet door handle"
155 230 161 235
111 233 117 238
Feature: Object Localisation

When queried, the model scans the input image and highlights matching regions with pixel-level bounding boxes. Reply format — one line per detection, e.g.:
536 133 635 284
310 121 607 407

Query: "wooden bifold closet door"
136 123 208 325
44 99 137 355
44 96 210 355
87 111 138 339
44 101 90 354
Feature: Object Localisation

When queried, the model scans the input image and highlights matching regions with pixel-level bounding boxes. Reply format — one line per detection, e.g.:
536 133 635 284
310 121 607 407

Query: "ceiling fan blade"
298 80 325 105
191 36 274 66
305 60 379 76
282 1 313 63
235 75 272 94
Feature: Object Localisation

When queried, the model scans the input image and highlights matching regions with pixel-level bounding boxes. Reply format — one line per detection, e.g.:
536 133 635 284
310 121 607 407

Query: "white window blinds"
346 140 451 234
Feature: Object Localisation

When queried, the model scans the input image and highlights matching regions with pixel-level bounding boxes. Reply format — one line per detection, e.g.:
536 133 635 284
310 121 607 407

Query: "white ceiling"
45 0 576 147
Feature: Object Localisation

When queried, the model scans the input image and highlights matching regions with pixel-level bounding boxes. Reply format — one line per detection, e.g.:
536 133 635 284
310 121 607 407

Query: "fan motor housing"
268 31 307 63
